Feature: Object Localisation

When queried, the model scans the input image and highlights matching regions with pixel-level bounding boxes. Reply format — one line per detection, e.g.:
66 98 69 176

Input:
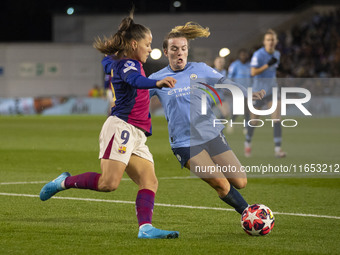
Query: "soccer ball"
241 204 275 236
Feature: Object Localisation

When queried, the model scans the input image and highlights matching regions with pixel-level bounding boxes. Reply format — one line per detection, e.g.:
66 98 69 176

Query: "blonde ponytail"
163 22 210 50
170 22 210 39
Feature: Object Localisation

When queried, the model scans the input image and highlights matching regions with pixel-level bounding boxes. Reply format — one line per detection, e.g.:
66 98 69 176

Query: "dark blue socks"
220 185 248 214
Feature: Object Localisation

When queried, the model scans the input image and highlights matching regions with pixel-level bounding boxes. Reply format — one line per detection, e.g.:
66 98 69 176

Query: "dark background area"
1 0 337 42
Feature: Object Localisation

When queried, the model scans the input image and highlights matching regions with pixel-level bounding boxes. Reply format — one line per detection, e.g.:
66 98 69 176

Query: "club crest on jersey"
190 74 198 80
123 61 137 73
118 146 127 154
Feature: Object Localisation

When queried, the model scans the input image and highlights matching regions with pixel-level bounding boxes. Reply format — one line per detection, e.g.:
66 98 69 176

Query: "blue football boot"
138 224 179 239
39 172 71 201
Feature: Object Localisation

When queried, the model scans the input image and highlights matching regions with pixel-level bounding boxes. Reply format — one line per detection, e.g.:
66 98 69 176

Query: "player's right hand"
156 77 176 88
267 57 278 66
252 89 266 100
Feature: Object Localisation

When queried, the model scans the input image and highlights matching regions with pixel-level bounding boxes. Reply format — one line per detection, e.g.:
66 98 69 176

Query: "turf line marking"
4 173 336 186
0 181 48 185
0 192 340 220
0 176 194 185
159 176 193 180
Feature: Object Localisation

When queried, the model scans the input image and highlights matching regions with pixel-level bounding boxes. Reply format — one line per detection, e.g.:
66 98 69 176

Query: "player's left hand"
252 89 266 100
267 57 278 66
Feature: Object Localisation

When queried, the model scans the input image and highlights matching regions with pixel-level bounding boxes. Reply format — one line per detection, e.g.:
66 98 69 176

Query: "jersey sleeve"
199 63 249 97
218 76 248 97
250 51 261 68
227 62 236 78
149 88 157 98
201 63 224 84
102 56 115 74
118 59 158 89
148 73 158 97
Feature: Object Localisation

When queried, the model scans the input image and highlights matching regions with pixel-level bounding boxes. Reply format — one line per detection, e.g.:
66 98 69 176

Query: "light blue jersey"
250 47 280 95
228 60 252 88
214 68 227 77
149 62 246 148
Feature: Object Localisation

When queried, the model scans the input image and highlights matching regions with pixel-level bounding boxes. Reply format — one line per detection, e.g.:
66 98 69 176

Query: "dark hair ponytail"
118 14 134 33
94 8 150 58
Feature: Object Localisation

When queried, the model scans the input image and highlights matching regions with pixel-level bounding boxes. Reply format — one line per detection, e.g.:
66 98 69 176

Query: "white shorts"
99 116 153 165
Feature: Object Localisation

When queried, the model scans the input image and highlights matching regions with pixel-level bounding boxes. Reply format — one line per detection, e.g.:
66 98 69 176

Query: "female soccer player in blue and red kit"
40 11 179 239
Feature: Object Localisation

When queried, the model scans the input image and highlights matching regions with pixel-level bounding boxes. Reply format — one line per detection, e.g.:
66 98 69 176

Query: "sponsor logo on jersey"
167 86 191 96
118 145 127 154
123 61 137 73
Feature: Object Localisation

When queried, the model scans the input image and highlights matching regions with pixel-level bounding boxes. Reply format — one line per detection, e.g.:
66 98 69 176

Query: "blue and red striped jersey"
102 56 159 136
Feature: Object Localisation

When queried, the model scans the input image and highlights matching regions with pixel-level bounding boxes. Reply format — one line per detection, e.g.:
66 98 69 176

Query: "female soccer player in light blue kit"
228 49 252 87
245 29 286 158
40 11 179 239
149 23 265 215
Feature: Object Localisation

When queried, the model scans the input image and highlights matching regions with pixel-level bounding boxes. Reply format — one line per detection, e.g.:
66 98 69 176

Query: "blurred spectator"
88 84 104 98
238 8 340 96
213 56 227 76
0 97 66 115
276 8 340 79
212 56 231 119
103 73 116 113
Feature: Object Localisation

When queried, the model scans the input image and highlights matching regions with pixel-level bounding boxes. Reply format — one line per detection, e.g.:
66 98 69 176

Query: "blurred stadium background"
0 0 339 101
0 0 340 254
1 1 340 254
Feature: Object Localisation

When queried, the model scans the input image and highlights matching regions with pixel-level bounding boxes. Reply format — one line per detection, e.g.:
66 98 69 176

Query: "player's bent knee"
153 178 159 190
208 179 230 195
98 179 120 192
249 119 258 126
233 178 247 189
141 178 158 192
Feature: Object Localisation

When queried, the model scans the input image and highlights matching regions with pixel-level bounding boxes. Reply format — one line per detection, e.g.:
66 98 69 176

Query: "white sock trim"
139 223 152 230
61 180 66 190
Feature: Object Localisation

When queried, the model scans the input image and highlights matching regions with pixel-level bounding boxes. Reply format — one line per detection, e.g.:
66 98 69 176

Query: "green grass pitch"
0 115 339 255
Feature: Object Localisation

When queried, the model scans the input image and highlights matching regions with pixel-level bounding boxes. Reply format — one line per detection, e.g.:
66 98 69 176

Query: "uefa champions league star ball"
241 204 275 236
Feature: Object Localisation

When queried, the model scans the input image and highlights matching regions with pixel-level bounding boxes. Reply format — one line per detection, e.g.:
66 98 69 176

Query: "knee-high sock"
245 126 255 143
220 185 248 214
64 172 101 191
244 107 250 128
136 189 155 226
273 122 282 147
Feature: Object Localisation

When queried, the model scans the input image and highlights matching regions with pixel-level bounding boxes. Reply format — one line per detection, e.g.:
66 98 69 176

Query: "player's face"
132 32 153 63
214 57 225 70
239 51 248 63
164 37 188 71
263 34 278 53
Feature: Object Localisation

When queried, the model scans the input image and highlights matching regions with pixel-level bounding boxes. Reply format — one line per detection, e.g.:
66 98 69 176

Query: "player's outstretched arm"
252 89 266 100
251 57 278 76
156 77 176 88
